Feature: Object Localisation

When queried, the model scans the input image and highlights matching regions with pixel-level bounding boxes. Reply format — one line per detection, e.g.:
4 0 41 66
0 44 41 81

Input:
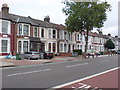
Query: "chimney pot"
1 3 9 13
44 15 50 22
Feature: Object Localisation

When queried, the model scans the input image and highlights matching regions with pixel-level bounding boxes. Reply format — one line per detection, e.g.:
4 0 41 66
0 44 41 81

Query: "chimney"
115 36 118 38
1 4 9 13
108 33 111 37
99 31 102 34
44 15 50 22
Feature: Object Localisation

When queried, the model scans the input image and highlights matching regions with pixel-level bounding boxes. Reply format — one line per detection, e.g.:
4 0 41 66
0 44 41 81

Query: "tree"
104 39 115 50
62 0 111 57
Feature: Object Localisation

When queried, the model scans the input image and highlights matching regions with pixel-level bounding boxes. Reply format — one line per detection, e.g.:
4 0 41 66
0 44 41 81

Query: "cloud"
102 26 118 36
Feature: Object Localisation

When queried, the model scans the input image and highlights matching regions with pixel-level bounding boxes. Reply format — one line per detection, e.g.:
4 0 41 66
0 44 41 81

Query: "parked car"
117 50 120 55
24 51 40 60
87 53 95 57
39 51 54 59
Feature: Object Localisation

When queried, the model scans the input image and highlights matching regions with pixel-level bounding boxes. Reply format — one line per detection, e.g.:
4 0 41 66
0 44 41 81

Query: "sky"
0 0 119 37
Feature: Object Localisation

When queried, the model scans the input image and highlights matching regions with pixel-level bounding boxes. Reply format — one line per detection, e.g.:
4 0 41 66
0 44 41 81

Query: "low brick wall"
59 52 72 56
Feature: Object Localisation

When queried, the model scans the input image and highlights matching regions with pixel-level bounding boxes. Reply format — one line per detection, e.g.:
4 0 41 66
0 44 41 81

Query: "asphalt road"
2 55 119 89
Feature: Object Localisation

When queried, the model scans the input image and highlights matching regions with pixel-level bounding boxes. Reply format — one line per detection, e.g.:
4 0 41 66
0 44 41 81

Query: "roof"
0 11 59 28
52 23 66 30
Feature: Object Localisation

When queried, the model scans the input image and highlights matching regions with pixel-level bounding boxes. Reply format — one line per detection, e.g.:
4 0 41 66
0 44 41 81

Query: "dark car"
39 51 54 59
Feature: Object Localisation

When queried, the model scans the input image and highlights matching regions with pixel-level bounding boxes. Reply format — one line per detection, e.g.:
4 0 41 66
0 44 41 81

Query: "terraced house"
0 4 119 58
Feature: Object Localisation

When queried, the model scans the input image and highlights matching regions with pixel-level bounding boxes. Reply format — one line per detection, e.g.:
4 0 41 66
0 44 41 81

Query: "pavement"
0 54 112 68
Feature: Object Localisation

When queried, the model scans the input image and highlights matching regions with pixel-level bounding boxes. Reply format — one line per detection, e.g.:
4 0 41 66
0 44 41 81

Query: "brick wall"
59 52 72 56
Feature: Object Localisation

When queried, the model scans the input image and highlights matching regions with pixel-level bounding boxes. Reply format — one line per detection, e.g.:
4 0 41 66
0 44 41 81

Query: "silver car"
24 51 40 60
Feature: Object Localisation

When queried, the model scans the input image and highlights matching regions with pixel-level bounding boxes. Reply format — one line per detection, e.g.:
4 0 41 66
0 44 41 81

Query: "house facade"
0 4 119 58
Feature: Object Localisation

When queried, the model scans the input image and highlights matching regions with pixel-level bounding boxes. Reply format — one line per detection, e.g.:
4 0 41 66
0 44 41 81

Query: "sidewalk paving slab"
0 54 113 68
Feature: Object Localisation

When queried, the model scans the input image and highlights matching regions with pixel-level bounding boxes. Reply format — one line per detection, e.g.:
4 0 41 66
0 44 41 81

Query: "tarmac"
0 55 111 68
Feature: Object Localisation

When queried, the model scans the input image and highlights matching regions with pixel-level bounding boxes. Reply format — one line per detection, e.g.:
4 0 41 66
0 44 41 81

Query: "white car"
24 51 40 60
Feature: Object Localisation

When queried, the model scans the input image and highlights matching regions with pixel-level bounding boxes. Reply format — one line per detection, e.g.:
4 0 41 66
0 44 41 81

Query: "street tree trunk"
84 29 89 58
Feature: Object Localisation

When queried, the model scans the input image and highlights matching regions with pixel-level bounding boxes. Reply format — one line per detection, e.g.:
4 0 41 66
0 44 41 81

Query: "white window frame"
17 39 29 53
0 19 10 34
0 38 10 53
33 27 38 37
48 29 51 38
18 23 30 36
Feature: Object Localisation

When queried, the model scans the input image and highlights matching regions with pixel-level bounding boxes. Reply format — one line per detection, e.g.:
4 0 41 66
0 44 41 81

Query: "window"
49 29 51 38
60 31 63 40
53 43 56 52
78 45 79 49
49 43 51 52
80 35 82 41
80 45 82 49
41 29 44 37
53 30 56 38
23 25 29 36
60 43 63 51
23 41 28 52
2 20 8 34
89 45 91 49
77 35 79 41
68 33 71 40
64 32 67 40
34 27 38 37
64 44 67 52
1 40 8 52
18 41 22 53
18 24 22 35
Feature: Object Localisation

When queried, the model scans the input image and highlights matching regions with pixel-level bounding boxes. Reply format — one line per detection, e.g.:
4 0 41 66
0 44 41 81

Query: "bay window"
53 30 56 38
1 40 8 53
23 25 29 36
49 29 51 38
41 29 44 37
2 20 8 34
34 27 38 37
18 24 30 36
23 41 28 52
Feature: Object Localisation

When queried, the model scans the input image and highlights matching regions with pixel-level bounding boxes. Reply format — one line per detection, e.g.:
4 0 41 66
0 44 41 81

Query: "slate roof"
0 11 118 40
0 11 58 28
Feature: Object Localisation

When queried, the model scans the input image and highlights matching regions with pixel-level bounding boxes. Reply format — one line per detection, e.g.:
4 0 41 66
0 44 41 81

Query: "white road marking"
52 67 119 88
7 69 51 77
71 86 76 88
100 60 110 62
65 63 88 68
78 83 87 88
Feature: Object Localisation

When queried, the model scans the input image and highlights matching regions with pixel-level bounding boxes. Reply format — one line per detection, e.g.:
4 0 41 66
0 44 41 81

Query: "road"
2 55 119 89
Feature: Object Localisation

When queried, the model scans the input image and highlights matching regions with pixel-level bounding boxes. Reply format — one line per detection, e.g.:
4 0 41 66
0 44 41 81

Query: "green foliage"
73 49 82 55
62 1 111 32
104 39 115 50
62 1 111 56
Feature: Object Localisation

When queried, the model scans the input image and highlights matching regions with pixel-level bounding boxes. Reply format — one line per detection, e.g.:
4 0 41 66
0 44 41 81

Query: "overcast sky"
0 0 119 36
